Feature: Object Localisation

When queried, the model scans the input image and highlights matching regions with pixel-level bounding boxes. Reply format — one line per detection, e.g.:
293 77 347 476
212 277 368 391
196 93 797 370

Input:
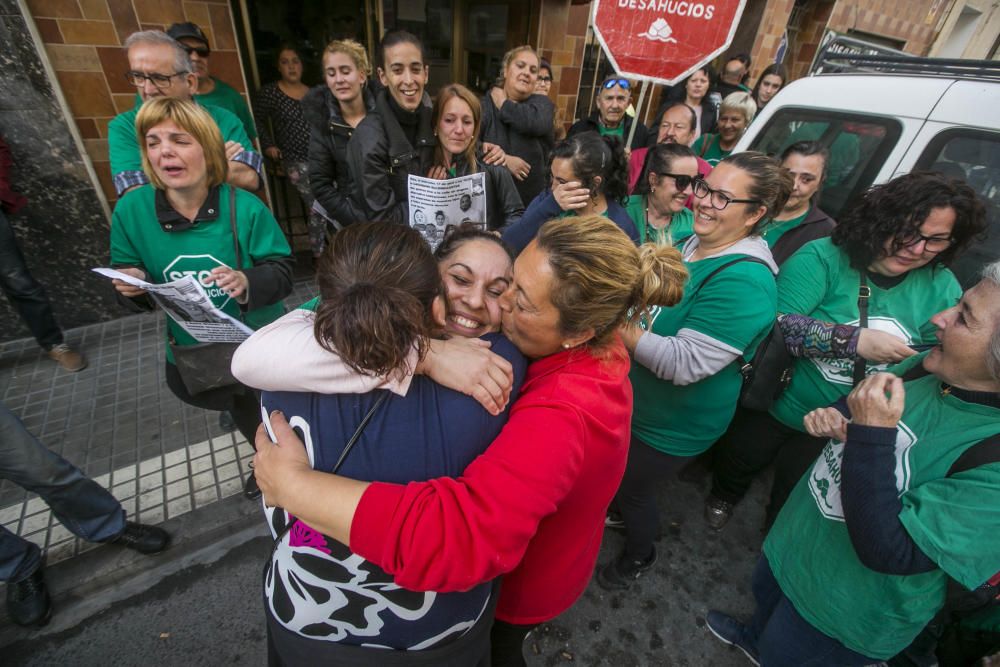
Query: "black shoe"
244 471 262 501
7 563 52 627
604 509 625 531
111 521 170 555
596 547 657 591
706 610 760 665
704 495 735 531
219 410 237 433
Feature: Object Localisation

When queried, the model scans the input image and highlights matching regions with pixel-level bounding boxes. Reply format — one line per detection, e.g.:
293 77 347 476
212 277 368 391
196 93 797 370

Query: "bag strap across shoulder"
693 256 773 369
228 185 241 269
947 432 1000 477
852 272 870 386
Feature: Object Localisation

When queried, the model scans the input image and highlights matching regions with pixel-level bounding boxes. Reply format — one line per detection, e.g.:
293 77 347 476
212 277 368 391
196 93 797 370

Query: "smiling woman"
109 96 294 500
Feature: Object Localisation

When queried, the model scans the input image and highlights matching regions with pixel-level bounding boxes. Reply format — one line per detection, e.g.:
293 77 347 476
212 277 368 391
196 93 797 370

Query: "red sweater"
351 339 633 625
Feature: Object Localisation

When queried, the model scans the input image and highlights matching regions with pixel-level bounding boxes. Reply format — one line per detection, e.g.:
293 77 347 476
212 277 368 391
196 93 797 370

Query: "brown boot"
47 344 87 372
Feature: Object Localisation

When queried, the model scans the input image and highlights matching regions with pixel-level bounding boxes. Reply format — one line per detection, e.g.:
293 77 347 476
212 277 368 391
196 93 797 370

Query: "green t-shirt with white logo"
108 102 253 179
624 194 694 246
764 374 1000 659
769 237 960 432
630 254 776 456
110 184 290 362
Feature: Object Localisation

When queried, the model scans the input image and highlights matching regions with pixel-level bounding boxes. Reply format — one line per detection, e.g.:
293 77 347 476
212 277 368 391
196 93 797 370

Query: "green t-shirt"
624 194 694 246
597 122 624 139
760 210 807 249
110 184 290 362
764 374 1000 659
769 237 961 431
630 254 777 456
109 101 253 179
195 78 257 140
691 134 730 166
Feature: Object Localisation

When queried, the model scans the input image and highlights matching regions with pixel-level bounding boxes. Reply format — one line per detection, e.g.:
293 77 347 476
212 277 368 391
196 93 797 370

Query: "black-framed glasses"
899 232 953 252
692 178 762 210
179 43 210 57
125 70 190 89
537 76 553 83
601 77 630 90
656 172 696 190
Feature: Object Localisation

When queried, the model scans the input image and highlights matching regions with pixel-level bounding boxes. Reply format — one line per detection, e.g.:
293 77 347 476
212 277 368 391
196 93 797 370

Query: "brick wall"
25 0 250 207
536 0 589 134
749 0 952 85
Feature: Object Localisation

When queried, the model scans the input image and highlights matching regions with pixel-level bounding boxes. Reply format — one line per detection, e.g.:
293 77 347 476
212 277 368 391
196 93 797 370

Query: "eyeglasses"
125 70 190 89
538 76 552 83
899 232 953 252
692 178 762 210
179 43 210 58
601 77 630 90
656 172 696 190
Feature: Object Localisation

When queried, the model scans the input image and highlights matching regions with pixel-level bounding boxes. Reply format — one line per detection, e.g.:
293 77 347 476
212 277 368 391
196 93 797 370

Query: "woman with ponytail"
598 152 787 590
249 216 687 666
502 131 638 254
254 222 529 665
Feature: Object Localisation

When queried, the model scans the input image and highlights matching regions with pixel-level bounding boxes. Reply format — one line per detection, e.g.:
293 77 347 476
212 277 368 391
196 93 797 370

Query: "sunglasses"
656 172 696 190
179 43 211 58
601 77 630 90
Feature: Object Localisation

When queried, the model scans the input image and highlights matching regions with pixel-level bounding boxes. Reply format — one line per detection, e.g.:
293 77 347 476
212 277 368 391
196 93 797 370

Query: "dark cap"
167 22 209 48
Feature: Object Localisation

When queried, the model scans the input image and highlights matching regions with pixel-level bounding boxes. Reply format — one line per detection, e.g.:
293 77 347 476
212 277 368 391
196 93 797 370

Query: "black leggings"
165 361 262 447
614 436 694 561
710 407 826 524
490 620 538 667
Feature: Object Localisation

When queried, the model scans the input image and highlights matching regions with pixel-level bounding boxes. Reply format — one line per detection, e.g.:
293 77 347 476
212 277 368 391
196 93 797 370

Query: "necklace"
645 202 673 246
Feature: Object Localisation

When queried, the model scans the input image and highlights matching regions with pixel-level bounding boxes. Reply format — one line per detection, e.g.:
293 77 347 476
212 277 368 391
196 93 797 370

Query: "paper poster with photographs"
408 173 487 249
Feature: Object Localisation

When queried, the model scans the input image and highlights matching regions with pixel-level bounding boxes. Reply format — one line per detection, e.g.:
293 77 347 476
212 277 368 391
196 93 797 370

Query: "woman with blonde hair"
251 215 687 666
481 45 555 206
110 97 293 499
692 91 757 166
427 84 523 231
303 38 375 231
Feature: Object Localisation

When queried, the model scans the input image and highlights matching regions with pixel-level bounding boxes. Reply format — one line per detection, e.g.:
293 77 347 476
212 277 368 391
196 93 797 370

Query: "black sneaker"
7 563 52 627
706 610 760 665
604 509 625 531
219 410 237 433
244 470 262 500
596 547 657 591
111 521 170 555
704 495 735 531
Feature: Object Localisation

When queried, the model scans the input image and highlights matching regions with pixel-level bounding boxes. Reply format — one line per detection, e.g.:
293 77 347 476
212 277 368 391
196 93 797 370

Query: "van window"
748 109 902 218
916 129 1000 288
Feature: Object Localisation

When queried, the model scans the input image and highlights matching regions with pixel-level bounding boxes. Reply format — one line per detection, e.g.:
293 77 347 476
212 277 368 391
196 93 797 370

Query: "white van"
732 53 1000 287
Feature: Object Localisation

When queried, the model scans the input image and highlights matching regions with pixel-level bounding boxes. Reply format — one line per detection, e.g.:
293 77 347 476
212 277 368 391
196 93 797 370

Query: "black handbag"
169 187 243 396
691 257 794 412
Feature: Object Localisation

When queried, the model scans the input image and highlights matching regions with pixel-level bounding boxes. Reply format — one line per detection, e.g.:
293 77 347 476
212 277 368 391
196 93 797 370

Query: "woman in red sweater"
254 215 687 665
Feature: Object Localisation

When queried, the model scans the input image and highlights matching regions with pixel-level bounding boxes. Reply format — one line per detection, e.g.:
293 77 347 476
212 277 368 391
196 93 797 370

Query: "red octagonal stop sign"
592 0 747 85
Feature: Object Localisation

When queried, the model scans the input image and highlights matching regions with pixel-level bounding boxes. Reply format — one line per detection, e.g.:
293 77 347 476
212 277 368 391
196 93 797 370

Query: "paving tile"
167 496 192 518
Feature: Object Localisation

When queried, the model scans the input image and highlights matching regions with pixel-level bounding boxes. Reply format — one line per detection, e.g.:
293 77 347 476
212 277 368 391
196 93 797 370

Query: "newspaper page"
93 268 253 343
407 172 488 249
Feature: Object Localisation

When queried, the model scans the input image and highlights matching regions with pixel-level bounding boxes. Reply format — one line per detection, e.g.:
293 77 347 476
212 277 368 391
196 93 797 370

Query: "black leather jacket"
302 84 375 226
479 90 554 207
346 89 435 225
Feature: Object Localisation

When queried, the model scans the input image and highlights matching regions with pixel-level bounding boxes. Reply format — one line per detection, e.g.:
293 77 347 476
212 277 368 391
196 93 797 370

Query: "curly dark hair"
831 171 987 271
547 131 629 205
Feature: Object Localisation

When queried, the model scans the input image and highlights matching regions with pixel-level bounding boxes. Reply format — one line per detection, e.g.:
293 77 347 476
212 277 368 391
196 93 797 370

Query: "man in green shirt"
566 76 649 151
109 30 261 197
707 262 1000 665
166 22 257 141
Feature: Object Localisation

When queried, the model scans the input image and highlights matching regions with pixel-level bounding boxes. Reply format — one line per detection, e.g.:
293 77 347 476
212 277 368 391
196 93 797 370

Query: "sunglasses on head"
180 43 210 58
602 78 630 90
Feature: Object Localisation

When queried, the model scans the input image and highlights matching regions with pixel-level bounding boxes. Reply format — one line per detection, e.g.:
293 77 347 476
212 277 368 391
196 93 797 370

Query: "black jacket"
346 89 436 225
451 153 524 232
479 91 554 207
771 205 837 266
302 85 375 227
566 113 649 151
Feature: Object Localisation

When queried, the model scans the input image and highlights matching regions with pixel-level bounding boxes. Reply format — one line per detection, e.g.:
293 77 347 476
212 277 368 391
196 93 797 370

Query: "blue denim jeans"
748 555 879 666
0 209 64 350
0 401 124 582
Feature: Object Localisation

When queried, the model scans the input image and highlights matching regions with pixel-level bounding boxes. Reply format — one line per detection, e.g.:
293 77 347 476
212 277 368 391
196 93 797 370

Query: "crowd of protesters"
0 20 997 667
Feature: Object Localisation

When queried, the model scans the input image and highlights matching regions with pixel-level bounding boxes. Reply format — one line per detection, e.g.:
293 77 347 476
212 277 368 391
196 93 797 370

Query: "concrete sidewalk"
0 279 317 620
